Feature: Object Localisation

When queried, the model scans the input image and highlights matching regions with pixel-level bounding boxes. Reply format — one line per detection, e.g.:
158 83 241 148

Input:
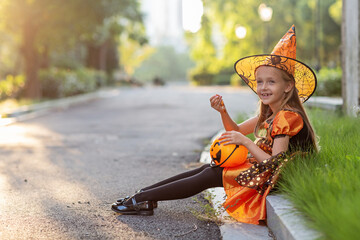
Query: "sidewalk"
0 88 117 127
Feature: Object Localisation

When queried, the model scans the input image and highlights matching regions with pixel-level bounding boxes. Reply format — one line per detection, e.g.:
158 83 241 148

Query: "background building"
140 0 186 52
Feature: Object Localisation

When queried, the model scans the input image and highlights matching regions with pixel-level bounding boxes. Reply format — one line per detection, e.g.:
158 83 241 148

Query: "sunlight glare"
182 0 203 33
235 26 247 39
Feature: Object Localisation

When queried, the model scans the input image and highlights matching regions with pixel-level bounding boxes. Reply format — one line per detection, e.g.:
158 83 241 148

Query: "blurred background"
0 0 342 102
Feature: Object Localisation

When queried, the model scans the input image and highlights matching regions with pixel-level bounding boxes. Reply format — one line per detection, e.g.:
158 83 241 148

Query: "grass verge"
277 108 360 240
0 98 41 116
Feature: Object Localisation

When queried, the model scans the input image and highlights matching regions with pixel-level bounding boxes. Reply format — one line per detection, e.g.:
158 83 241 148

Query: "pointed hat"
234 25 316 103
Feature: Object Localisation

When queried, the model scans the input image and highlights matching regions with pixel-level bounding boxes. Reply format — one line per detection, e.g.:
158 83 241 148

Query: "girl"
111 25 318 224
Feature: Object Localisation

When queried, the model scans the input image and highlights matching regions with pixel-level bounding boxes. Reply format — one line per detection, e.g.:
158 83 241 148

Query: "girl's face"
255 66 294 111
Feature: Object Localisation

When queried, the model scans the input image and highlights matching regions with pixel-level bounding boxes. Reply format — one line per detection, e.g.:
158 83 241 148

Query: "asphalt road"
0 84 257 240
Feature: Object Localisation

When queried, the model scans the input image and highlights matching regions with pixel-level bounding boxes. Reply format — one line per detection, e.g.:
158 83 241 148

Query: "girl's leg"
116 165 212 207
141 164 210 191
132 165 223 203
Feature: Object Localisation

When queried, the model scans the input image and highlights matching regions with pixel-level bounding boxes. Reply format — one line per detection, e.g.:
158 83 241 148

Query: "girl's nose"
260 82 268 90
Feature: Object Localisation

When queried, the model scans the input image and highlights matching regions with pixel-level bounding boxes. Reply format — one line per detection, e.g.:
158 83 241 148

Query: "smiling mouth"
261 93 272 97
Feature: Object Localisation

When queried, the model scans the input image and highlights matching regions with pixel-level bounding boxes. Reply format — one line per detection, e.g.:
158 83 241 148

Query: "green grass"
276 109 360 240
236 109 360 239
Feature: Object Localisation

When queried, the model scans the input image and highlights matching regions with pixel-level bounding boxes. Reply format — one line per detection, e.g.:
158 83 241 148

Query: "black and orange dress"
222 109 309 224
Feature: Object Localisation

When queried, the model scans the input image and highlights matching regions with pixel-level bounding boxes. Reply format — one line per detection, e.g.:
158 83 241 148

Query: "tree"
185 14 218 74
82 0 146 75
119 38 154 78
0 0 146 99
188 0 342 81
1 0 98 98
1 0 62 98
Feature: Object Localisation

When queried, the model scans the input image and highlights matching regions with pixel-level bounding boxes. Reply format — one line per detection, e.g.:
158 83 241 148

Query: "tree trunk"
86 44 100 69
99 40 109 72
39 45 50 69
105 39 119 80
86 40 110 72
342 0 359 116
22 22 41 99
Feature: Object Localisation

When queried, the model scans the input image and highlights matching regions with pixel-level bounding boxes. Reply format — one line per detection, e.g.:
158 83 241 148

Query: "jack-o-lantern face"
209 137 248 168
210 141 222 164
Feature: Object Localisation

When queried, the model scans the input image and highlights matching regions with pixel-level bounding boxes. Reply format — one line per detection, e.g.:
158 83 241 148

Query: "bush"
190 68 235 86
0 74 25 100
190 67 247 86
189 68 215 86
39 68 107 98
315 67 342 96
230 73 245 87
213 70 232 85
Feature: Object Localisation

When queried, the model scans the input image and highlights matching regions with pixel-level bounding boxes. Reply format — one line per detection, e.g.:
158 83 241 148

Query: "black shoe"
116 196 130 205
117 190 158 208
115 198 158 209
111 197 154 216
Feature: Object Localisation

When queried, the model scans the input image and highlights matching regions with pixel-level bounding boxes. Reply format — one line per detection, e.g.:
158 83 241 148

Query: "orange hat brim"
234 54 317 103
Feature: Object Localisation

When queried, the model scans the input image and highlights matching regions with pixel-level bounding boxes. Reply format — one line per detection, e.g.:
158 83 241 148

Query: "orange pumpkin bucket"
209 136 248 168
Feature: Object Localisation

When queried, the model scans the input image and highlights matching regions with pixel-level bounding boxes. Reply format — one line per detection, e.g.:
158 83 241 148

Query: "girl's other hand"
210 94 226 113
219 131 247 146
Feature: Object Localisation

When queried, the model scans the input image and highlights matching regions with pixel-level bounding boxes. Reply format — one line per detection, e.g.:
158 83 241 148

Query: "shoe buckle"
132 197 140 212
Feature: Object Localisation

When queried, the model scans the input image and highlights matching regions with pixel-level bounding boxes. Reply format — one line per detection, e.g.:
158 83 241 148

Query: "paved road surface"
0 85 257 239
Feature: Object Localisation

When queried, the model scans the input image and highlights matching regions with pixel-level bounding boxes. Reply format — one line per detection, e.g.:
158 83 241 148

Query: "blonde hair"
254 67 318 152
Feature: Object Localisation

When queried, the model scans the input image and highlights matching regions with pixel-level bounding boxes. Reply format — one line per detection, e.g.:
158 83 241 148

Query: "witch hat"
234 25 316 103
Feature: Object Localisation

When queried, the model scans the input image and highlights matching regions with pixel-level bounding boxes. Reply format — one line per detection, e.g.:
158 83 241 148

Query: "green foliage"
236 113 256 141
0 0 145 54
0 0 146 98
230 73 245 87
278 109 360 240
0 32 20 77
119 39 155 76
189 70 214 86
315 67 342 96
133 45 195 82
185 14 219 75
188 0 342 85
39 68 107 98
329 0 342 25
0 75 25 100
213 69 233 85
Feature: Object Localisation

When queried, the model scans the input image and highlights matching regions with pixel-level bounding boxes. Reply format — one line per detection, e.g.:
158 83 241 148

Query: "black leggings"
134 164 223 203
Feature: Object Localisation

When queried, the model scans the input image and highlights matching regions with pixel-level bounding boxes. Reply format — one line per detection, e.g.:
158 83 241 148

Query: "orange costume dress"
222 109 306 224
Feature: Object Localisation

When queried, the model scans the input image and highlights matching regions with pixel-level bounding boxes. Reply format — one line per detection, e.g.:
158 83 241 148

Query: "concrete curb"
266 195 322 240
0 88 119 127
306 96 342 111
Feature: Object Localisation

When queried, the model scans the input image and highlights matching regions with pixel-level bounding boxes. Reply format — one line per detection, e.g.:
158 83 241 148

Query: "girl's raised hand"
210 94 226 113
219 131 248 146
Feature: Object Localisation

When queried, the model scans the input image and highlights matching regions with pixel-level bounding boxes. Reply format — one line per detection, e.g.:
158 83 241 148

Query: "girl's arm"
244 135 290 162
210 94 258 135
219 132 290 163
237 117 258 135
